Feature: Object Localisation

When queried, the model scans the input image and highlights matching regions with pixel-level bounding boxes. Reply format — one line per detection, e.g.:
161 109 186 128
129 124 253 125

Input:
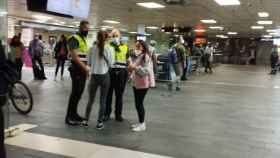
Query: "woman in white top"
84 30 114 130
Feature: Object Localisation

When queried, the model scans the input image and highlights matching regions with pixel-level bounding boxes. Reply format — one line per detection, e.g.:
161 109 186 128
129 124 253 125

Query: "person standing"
149 40 158 82
181 42 191 81
65 21 90 125
29 34 47 80
9 35 24 80
83 30 114 129
270 45 279 75
54 35 68 80
105 29 129 122
128 40 155 132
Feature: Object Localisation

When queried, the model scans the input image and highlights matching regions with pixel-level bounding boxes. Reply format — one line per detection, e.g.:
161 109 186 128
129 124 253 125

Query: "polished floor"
5 64 280 158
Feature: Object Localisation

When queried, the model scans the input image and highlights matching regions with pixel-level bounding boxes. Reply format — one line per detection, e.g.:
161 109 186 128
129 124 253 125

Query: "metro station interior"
1 0 280 158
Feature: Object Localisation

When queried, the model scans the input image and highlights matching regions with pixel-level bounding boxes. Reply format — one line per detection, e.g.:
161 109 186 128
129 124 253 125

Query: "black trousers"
0 96 6 158
32 56 46 78
133 88 148 123
55 59 66 77
15 58 23 80
105 68 128 117
66 64 87 121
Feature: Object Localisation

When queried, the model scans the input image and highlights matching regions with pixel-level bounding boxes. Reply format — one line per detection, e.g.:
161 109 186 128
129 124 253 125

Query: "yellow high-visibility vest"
71 34 88 55
111 43 128 64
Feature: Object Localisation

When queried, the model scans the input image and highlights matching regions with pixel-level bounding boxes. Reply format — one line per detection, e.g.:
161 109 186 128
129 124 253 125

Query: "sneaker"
82 120 89 127
132 123 146 132
96 122 104 130
65 118 82 126
131 123 140 129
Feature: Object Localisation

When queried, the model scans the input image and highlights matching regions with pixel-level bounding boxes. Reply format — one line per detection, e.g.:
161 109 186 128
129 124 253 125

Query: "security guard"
65 21 90 125
105 29 129 122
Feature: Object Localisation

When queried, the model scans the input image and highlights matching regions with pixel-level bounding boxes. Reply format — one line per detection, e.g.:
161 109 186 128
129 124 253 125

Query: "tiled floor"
5 64 280 158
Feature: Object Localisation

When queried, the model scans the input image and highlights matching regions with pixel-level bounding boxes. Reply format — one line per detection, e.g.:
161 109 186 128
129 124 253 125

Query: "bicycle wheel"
9 81 33 115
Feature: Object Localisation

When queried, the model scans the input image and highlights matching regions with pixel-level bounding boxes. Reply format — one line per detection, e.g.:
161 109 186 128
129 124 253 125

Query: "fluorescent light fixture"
228 32 237 35
216 35 229 38
257 20 273 25
267 29 277 33
214 0 240 6
194 29 206 32
146 26 159 30
33 15 53 21
137 2 166 9
201 19 217 24
100 26 113 29
103 20 120 24
258 12 269 18
145 33 152 36
269 32 277 36
264 35 272 38
129 32 137 34
251 26 264 29
209 26 224 30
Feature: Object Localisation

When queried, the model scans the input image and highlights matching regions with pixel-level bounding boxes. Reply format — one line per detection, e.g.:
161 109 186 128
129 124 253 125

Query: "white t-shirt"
88 45 114 75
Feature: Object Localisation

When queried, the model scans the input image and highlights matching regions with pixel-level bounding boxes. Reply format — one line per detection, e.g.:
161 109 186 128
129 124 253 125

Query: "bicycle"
8 80 33 115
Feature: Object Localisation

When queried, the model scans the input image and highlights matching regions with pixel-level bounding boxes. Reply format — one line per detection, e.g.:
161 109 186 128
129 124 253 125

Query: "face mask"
81 31 89 37
135 50 142 56
112 37 120 45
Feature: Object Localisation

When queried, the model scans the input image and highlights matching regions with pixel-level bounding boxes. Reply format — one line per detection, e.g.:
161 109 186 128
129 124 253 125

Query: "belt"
111 65 127 69
78 54 88 62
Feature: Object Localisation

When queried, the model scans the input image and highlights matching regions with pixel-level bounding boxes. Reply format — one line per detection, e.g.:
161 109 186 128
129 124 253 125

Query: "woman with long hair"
54 34 68 80
83 30 114 130
128 40 155 132
9 35 24 80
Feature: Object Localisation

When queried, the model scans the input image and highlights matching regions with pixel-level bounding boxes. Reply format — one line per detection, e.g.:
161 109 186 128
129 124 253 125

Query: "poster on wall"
21 28 34 47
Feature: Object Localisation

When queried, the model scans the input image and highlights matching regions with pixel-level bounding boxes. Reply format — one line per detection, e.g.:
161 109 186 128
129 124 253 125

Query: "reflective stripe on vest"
111 44 128 64
71 34 88 55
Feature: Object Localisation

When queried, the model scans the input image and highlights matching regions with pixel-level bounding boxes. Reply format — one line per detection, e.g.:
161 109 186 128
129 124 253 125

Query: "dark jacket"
54 41 68 60
0 41 8 96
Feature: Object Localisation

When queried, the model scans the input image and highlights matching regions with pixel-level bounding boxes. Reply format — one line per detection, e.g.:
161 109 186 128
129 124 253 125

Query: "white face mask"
135 50 142 56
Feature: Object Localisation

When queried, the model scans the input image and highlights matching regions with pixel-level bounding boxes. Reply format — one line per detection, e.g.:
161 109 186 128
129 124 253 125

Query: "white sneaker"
131 123 140 129
132 123 146 132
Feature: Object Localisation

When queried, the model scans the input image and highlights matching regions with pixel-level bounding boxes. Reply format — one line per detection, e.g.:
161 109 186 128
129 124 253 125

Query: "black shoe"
103 115 111 122
115 116 124 122
74 115 86 122
82 120 89 127
65 118 82 126
96 122 104 130
176 87 181 91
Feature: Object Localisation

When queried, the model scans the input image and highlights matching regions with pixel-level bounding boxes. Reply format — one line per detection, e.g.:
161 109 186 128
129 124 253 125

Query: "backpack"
169 47 178 64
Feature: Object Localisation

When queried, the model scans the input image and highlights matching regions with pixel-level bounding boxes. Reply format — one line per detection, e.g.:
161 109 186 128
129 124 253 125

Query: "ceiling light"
201 19 217 24
129 32 137 34
100 26 113 29
145 33 152 36
0 11 7 16
216 35 228 38
209 26 224 30
228 32 237 35
267 29 277 32
194 29 206 32
257 21 273 25
214 0 240 6
258 12 269 18
146 26 159 30
33 15 53 21
137 2 166 9
251 26 264 29
103 20 120 24
264 35 272 38
269 32 277 36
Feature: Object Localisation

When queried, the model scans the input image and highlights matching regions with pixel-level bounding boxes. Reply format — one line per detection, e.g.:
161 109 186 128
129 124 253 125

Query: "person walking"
54 35 68 80
29 34 47 80
105 29 129 122
83 30 114 129
9 35 24 80
204 43 214 73
65 21 90 125
128 40 155 132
